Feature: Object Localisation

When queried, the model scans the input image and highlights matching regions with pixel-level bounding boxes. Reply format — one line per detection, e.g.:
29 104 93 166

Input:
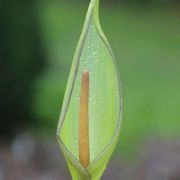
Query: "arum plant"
57 0 122 179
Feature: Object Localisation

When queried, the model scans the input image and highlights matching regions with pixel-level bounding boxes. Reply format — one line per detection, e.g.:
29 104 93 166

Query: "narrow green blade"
57 0 122 179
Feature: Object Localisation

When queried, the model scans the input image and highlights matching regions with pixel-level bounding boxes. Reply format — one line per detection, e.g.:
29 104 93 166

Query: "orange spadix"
79 69 90 167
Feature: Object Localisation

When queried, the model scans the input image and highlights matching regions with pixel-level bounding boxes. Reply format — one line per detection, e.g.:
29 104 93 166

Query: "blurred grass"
33 0 180 158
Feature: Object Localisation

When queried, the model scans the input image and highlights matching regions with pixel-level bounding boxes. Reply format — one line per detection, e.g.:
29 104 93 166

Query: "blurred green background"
0 0 180 179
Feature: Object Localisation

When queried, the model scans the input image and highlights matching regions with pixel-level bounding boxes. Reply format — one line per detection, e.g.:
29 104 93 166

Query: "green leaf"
57 0 122 179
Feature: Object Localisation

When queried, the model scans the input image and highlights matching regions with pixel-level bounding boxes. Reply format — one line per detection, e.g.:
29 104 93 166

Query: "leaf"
57 0 122 179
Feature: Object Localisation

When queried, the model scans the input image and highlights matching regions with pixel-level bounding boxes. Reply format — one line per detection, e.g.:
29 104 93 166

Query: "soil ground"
0 136 180 180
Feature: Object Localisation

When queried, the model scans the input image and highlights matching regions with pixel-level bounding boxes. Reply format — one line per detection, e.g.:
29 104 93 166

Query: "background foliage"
0 0 45 138
0 0 180 159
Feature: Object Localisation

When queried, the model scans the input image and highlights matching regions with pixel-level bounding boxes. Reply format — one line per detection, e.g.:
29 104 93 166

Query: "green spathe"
57 0 122 179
